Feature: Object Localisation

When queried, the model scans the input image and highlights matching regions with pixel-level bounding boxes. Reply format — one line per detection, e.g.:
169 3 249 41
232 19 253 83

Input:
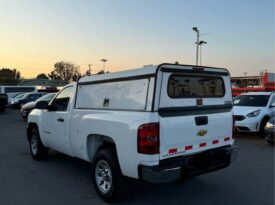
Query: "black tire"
0 102 5 112
266 140 274 145
259 117 270 138
92 148 125 202
174 176 185 185
29 128 48 160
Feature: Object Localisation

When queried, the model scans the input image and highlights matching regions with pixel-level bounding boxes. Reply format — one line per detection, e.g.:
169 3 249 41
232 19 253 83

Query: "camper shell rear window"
167 74 225 98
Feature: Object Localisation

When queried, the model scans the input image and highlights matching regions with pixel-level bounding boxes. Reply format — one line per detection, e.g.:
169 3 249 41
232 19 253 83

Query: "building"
19 78 68 87
231 71 275 96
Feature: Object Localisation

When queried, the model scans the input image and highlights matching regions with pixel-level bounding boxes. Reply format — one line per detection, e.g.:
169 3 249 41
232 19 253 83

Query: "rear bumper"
139 145 239 184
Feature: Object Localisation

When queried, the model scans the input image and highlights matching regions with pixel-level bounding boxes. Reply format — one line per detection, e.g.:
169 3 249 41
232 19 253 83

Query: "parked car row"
1 91 57 119
8 93 25 107
21 93 56 118
11 92 46 109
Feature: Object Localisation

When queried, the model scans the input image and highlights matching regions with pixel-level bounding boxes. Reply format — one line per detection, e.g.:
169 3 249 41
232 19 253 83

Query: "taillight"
137 123 159 155
232 115 236 138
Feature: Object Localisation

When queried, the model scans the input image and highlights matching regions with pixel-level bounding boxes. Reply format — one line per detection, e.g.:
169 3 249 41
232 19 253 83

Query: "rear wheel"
92 148 125 202
29 128 48 160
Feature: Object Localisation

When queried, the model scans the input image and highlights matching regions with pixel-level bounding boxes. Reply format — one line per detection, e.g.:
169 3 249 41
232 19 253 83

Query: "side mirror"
270 103 275 107
36 101 49 110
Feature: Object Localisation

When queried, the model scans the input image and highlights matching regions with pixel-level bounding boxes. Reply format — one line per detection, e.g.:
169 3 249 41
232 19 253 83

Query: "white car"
8 93 24 107
233 92 275 135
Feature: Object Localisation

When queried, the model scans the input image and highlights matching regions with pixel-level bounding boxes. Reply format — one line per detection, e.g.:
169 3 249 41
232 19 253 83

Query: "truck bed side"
70 110 159 178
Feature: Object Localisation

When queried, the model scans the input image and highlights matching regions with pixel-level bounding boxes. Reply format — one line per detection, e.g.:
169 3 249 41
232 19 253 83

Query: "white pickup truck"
27 63 238 202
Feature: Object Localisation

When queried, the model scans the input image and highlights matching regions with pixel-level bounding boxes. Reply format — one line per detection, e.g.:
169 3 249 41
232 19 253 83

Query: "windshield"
36 93 56 102
14 93 25 99
21 93 29 99
234 95 270 107
9 93 22 98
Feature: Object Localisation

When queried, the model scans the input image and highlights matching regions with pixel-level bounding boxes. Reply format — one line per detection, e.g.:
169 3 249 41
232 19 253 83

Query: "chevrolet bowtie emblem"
197 129 207 136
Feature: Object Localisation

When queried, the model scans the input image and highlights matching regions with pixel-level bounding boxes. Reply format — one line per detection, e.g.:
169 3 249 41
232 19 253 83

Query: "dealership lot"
0 109 274 205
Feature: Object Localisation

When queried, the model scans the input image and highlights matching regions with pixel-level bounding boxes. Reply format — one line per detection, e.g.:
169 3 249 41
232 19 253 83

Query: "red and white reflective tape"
168 137 231 154
224 137 230 141
185 145 193 150
212 139 219 144
168 148 177 154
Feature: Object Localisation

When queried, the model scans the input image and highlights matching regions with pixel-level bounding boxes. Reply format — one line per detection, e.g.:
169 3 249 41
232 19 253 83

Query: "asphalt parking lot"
0 109 274 205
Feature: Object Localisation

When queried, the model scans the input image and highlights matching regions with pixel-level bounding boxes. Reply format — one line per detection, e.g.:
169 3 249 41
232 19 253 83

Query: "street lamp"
87 64 92 76
192 27 200 66
100 59 108 72
199 40 207 66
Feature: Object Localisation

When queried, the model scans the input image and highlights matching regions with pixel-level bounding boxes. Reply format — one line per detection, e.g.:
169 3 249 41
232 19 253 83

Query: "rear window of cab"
167 74 225 98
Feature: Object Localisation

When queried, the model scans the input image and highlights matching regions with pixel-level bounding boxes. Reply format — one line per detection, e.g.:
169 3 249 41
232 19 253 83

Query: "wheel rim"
95 159 113 194
31 134 38 155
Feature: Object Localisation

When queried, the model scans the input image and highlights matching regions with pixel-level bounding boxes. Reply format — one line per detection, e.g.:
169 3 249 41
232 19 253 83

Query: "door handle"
195 116 208 126
57 117 64 122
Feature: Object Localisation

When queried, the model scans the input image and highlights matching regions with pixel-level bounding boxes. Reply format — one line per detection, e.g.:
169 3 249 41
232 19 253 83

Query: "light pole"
199 40 207 66
192 27 200 66
100 59 108 72
243 72 247 87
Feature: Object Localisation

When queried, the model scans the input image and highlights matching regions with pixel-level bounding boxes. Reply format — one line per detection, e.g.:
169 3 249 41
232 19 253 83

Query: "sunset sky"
0 0 274 78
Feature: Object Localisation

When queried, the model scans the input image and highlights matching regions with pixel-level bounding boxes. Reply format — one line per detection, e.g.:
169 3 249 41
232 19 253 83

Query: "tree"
48 61 81 82
96 70 110 75
85 69 91 76
48 71 61 80
72 72 82 81
36 73 49 79
0 68 21 84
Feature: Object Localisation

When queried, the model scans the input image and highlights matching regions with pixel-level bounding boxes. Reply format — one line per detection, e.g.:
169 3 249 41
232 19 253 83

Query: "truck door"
41 86 73 155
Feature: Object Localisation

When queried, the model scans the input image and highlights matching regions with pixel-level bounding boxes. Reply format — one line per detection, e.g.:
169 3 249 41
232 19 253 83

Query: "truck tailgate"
159 111 233 159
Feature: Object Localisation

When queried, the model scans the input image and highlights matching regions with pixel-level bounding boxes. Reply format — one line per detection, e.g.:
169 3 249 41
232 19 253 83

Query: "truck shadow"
0 110 8 115
45 151 243 205
121 176 243 205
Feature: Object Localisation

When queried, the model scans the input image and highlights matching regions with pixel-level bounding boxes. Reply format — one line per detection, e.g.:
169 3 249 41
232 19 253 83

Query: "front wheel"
266 139 274 145
29 128 48 160
92 149 125 202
